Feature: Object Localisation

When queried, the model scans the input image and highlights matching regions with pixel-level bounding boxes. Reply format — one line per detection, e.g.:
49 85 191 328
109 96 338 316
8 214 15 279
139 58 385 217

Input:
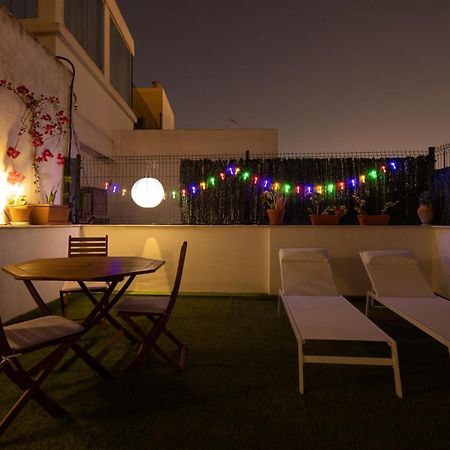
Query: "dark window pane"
0 0 38 18
64 0 104 69
110 18 132 106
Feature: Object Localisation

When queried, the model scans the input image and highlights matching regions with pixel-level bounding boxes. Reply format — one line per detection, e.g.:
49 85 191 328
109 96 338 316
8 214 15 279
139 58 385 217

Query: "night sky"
116 0 450 154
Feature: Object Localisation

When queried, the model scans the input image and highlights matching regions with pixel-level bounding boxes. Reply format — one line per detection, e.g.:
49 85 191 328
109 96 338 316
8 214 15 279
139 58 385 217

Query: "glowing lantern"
131 177 165 208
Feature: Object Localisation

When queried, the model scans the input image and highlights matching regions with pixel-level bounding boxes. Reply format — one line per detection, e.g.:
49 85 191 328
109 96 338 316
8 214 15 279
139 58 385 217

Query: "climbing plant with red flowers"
0 79 69 191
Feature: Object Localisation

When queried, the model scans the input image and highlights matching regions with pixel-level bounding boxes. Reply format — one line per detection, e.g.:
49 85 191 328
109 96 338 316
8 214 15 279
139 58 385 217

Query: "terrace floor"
1 295 450 449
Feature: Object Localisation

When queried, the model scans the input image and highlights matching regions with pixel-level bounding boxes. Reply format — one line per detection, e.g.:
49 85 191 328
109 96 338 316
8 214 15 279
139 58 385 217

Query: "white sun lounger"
279 248 402 397
360 250 450 357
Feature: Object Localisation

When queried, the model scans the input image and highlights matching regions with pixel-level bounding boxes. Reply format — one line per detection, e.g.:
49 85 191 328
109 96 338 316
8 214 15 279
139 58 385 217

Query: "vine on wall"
0 79 69 194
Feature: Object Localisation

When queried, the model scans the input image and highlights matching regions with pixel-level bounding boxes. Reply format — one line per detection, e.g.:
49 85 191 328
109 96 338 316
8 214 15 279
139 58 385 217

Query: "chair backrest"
166 241 188 314
360 250 435 297
68 235 108 257
279 248 339 296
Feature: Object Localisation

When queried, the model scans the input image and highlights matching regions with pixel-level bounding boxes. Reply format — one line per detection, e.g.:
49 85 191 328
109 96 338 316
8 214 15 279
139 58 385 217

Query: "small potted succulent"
30 181 70 225
417 191 435 225
353 194 399 225
307 191 346 225
5 193 31 225
262 190 287 225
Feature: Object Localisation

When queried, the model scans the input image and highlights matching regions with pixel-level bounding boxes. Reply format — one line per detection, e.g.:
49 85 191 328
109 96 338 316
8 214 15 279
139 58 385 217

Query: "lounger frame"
280 291 403 398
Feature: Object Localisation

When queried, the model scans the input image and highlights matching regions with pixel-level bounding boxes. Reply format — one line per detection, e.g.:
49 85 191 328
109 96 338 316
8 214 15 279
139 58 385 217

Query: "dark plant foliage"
180 155 432 225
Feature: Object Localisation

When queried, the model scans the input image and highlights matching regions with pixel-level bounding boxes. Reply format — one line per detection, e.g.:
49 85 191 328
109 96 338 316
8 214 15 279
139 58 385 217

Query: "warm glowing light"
200 182 206 190
235 167 241 175
338 181 345 190
131 177 165 208
171 191 176 199
315 185 323 194
182 189 187 197
253 176 259 185
220 173 226 180
273 182 280 191
295 185 301 194
359 175 366 184
121 188 127 196
381 165 386 173
104 182 109 190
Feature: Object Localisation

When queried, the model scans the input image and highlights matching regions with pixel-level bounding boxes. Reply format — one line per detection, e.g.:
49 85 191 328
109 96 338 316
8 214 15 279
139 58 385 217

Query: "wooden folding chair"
116 241 188 370
0 311 112 435
59 235 109 316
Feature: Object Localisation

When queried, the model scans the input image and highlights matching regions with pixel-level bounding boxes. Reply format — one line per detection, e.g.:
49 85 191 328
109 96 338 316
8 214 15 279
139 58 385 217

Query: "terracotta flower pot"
357 214 390 225
267 208 285 225
417 204 435 225
309 214 340 225
30 204 70 225
5 205 31 224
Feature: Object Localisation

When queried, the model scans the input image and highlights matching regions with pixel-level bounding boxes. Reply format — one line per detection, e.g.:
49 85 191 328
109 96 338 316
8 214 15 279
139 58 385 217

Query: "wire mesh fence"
78 147 435 224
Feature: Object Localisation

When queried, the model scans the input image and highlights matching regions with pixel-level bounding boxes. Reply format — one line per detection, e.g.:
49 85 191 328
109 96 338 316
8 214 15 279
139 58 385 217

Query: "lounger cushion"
279 248 339 296
361 250 418 265
360 250 435 297
5 316 83 352
117 295 170 314
280 248 329 263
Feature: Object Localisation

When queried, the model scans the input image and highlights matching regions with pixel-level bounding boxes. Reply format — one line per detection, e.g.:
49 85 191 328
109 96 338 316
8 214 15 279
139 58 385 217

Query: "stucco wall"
431 226 450 298
0 7 71 223
0 224 445 322
20 0 136 156
113 129 278 156
0 225 80 321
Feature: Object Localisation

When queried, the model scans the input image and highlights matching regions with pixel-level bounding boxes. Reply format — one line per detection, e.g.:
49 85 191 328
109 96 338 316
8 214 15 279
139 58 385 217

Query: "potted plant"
262 191 286 225
417 191 435 225
307 191 346 225
30 181 70 225
4 193 31 225
353 194 399 225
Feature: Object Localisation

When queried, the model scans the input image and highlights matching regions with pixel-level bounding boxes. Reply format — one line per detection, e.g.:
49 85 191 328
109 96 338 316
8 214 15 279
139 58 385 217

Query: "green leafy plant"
418 191 435 206
7 194 27 206
353 193 398 215
306 191 346 215
262 191 287 210
44 181 60 205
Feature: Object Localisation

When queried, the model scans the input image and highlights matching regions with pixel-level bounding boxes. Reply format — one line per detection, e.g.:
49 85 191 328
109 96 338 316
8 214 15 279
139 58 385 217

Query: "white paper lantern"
131 177 164 208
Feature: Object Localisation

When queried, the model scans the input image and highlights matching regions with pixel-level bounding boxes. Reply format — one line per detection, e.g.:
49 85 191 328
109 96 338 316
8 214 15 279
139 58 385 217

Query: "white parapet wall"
0 226 80 320
1 224 446 322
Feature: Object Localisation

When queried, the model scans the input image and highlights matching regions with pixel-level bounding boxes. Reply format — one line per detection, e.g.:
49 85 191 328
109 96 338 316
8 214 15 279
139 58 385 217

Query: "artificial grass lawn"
1 295 450 449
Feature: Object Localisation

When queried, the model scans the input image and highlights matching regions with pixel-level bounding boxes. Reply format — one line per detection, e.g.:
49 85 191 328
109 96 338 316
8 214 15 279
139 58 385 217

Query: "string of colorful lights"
101 160 399 201
179 160 399 198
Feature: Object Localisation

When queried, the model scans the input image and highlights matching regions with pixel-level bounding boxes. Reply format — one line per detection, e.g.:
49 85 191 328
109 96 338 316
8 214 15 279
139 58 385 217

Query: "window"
64 0 104 69
0 0 37 18
110 18 132 106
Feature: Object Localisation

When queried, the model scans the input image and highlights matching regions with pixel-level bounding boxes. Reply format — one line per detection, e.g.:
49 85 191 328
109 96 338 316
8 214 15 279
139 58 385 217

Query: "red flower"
16 85 29 95
7 171 25 184
56 153 65 166
39 148 54 161
6 146 20 159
